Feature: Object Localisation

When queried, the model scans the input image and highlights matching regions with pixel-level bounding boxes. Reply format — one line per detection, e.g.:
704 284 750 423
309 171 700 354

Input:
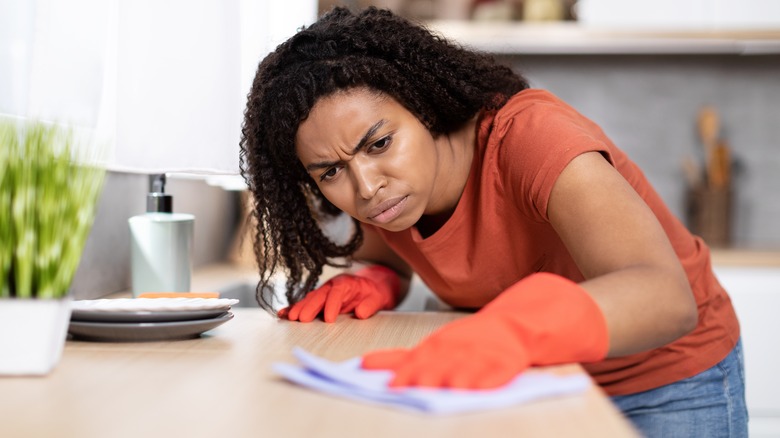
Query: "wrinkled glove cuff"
354 265 401 309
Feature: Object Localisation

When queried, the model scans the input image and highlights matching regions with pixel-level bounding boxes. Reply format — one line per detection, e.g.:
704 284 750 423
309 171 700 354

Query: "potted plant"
0 118 105 375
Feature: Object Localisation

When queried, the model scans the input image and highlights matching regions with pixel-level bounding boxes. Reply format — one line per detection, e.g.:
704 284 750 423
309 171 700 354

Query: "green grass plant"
0 118 105 299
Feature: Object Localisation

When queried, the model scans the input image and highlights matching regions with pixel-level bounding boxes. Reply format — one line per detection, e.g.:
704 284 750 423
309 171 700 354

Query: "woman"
240 7 745 436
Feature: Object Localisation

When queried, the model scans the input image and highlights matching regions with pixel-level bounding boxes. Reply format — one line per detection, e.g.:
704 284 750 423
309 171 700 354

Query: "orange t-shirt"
366 89 740 396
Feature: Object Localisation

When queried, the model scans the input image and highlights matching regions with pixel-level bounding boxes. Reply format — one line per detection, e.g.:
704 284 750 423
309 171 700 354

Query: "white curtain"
1 0 316 175
0 0 113 133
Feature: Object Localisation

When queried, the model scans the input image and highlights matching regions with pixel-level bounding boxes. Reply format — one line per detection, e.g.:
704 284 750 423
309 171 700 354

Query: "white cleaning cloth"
273 347 590 414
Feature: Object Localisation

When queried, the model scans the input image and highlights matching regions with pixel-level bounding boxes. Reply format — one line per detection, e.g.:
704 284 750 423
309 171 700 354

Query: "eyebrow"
305 119 387 173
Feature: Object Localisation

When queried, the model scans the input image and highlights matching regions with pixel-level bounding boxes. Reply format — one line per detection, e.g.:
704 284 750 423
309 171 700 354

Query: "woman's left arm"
548 151 698 357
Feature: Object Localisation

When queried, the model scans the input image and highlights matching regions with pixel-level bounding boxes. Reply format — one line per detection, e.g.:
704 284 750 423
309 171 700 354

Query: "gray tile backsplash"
503 54 780 247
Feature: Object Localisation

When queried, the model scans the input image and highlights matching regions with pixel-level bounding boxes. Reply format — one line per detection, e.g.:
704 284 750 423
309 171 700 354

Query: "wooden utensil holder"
685 185 733 248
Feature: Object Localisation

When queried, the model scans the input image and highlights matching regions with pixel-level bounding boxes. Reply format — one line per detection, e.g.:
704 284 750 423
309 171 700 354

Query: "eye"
367 135 392 153
319 166 341 182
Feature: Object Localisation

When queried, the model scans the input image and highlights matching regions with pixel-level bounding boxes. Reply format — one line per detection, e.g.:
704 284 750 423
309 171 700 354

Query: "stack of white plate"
69 298 239 342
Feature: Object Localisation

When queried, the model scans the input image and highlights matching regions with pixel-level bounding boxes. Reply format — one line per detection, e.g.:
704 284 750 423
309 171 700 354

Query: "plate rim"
70 308 229 323
67 312 234 342
70 297 239 313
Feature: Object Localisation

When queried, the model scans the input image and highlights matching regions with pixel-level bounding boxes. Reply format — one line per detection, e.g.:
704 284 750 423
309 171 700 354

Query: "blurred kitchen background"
2 0 779 434
3 0 777 293
52 0 777 298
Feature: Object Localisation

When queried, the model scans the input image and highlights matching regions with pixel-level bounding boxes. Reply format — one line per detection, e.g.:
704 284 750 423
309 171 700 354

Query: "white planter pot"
0 297 72 376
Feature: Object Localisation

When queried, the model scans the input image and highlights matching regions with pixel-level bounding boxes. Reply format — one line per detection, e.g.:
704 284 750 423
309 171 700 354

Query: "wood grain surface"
0 309 638 438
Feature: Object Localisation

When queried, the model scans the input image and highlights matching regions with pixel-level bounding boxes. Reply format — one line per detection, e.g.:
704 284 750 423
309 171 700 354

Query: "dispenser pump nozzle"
146 174 173 213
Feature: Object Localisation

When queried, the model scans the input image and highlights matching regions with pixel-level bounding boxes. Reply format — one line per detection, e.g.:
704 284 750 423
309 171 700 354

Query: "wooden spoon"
712 140 731 189
697 106 720 188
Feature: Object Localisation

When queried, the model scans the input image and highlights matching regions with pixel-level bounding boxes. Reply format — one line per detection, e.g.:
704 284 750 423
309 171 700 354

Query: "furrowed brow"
305 119 387 173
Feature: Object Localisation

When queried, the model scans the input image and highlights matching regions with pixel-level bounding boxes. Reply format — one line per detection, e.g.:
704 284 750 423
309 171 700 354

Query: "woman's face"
295 88 446 232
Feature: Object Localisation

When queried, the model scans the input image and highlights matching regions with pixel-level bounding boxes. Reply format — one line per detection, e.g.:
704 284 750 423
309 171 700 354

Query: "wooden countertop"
0 309 638 438
711 248 780 267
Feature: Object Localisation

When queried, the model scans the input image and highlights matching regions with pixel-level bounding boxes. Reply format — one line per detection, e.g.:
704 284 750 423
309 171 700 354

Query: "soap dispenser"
128 174 195 296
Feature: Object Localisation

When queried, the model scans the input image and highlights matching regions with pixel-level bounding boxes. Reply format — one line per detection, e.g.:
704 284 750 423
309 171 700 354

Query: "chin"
374 223 409 232
369 215 418 233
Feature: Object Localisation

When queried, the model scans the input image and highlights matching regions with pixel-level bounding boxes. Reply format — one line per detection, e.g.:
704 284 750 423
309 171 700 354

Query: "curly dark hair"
239 6 528 313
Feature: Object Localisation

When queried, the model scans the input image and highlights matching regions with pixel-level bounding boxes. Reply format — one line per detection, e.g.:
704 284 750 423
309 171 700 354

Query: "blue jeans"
611 339 747 438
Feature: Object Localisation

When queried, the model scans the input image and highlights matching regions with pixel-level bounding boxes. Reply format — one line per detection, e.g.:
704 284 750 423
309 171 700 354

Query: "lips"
367 196 408 224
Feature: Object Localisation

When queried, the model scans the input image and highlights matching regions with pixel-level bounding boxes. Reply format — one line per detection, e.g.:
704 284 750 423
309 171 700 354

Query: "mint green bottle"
128 174 194 296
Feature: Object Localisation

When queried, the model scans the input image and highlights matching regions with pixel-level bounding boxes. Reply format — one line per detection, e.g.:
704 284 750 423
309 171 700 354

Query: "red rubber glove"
361 272 609 389
278 265 400 323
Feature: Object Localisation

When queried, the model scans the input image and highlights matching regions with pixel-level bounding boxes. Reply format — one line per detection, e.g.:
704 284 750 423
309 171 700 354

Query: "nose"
350 160 385 200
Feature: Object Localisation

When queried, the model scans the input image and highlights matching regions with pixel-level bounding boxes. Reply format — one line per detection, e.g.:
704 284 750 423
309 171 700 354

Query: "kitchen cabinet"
713 263 780 438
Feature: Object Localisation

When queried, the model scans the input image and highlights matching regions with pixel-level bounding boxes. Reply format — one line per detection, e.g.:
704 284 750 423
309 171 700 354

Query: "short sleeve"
489 95 614 222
